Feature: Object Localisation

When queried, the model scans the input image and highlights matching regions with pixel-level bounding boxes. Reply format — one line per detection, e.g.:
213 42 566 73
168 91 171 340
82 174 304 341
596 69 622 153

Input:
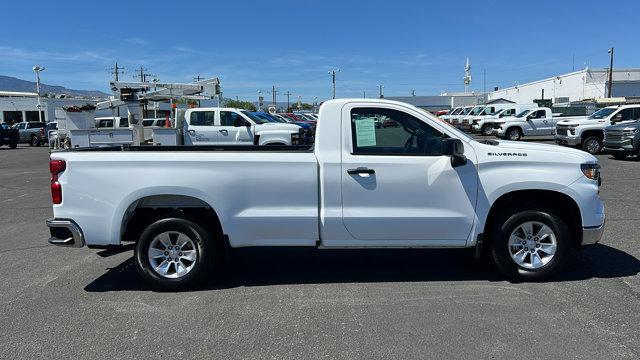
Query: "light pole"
607 47 614 98
33 66 46 123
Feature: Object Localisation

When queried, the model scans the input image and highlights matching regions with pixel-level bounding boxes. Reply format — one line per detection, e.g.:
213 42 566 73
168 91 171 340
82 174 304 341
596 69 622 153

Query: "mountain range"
0 75 109 97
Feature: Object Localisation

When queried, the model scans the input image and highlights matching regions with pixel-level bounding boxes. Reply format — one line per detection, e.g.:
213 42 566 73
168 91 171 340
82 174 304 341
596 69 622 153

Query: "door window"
190 111 215 126
350 108 445 156
220 111 242 126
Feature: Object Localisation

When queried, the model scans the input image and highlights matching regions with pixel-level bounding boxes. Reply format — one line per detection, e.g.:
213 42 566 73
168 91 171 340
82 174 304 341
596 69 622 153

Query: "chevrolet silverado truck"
555 105 640 155
492 108 580 141
184 108 303 146
602 120 640 159
47 99 605 290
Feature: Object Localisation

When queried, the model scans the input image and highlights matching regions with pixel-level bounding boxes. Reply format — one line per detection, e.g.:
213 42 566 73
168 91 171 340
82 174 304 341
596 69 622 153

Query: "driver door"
340 105 478 243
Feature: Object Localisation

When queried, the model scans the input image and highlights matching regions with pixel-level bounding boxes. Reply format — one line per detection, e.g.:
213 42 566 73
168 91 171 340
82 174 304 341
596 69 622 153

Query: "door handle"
219 129 228 134
347 167 375 175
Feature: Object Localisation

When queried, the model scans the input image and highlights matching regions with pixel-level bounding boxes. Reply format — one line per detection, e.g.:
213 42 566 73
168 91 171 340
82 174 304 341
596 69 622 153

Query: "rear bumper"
582 220 605 246
46 218 85 248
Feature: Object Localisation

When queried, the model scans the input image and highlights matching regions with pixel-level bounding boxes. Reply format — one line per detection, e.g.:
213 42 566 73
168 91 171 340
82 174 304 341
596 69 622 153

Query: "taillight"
50 159 66 204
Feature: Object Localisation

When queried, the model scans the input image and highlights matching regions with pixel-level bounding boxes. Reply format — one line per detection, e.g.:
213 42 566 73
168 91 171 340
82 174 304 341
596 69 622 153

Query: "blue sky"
1 0 638 102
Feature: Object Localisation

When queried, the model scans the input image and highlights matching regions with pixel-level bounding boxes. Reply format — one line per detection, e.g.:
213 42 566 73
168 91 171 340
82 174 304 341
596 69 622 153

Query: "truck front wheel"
134 217 215 291
481 124 493 136
581 136 602 154
490 209 571 281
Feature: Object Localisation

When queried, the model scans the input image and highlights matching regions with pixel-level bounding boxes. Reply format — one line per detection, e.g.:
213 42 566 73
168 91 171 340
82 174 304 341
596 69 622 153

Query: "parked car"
252 112 314 144
449 106 474 126
47 98 604 290
472 104 539 135
439 106 463 122
184 108 303 145
13 121 46 146
555 105 640 154
0 124 18 148
602 120 640 159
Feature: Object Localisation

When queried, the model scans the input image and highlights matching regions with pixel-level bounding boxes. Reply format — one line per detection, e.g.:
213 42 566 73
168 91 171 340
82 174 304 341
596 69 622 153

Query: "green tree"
225 100 257 111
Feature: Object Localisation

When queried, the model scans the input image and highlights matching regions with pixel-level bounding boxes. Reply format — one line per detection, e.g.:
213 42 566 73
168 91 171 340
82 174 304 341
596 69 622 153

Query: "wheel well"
581 129 603 140
506 126 522 134
121 195 224 245
483 190 583 249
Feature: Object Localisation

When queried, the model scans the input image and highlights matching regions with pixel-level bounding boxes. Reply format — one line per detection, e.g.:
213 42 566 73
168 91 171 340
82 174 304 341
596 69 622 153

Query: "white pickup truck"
47 99 605 290
184 107 304 146
491 108 579 141
555 105 640 154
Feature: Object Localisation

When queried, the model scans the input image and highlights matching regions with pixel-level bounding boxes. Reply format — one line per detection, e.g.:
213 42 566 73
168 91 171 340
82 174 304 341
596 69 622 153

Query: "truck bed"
53 144 314 153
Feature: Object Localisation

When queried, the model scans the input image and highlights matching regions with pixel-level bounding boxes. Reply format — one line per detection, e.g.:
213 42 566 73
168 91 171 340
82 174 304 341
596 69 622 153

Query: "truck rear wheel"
134 217 215 291
490 208 571 281
29 134 40 147
506 127 522 141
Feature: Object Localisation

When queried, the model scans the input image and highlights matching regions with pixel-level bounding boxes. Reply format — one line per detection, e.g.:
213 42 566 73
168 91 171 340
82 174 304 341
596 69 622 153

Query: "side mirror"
442 138 467 167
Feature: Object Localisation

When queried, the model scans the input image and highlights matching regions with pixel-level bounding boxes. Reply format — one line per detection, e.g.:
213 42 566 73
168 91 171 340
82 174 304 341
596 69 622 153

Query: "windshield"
449 108 461 115
494 109 506 117
461 107 472 115
516 110 532 118
478 107 495 116
588 108 616 120
469 106 484 115
241 111 268 124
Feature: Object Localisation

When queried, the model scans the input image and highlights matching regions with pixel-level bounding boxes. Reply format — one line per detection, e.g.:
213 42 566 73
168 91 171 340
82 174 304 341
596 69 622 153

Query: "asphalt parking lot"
0 141 638 359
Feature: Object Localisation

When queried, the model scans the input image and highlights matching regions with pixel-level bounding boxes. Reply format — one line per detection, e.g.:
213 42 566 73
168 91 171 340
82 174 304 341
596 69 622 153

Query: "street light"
33 66 46 123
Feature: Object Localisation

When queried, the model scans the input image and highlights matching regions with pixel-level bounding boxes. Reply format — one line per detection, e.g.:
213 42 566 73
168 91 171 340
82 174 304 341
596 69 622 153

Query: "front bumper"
582 220 605 245
602 139 636 155
554 134 581 146
46 218 85 247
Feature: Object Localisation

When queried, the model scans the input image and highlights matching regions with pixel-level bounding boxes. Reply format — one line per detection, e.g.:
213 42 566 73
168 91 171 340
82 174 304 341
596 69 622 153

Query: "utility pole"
483 69 486 103
134 67 150 117
272 85 278 108
379 85 384 99
607 47 614 98
411 89 415 96
236 96 239 102
329 69 340 99
110 62 125 81
363 91 366 98
193 75 203 107
285 91 292 112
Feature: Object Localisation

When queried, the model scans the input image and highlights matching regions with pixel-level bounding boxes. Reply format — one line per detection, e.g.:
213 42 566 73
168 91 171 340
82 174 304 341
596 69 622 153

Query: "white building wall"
487 69 640 104
0 96 98 123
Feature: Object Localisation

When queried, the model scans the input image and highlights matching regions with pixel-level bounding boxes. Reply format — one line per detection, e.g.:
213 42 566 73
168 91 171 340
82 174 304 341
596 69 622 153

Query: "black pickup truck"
0 124 18 149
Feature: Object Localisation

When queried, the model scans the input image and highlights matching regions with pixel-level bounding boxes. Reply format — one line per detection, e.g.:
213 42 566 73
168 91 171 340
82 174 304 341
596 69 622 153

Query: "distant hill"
0 75 109 97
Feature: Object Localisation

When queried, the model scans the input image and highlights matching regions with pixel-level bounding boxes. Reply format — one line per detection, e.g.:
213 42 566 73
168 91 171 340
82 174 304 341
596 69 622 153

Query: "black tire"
581 136 602 154
134 217 216 291
506 127 522 141
9 142 17 149
612 153 627 160
481 124 493 136
490 208 571 281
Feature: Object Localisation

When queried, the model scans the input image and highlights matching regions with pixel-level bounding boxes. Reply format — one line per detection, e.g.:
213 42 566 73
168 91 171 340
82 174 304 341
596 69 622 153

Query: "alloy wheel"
507 221 557 269
147 231 198 278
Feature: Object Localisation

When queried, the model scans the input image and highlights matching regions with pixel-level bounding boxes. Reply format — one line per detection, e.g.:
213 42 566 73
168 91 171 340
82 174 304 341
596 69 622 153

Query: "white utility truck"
183 108 303 146
491 108 581 140
47 99 605 290
555 105 640 154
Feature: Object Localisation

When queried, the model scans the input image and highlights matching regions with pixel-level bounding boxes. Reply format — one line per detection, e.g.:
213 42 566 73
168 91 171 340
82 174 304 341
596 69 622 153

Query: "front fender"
257 130 293 145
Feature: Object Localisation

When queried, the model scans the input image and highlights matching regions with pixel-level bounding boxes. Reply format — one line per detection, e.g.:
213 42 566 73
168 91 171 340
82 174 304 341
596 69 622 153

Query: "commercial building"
0 91 100 125
386 92 485 111
487 68 640 104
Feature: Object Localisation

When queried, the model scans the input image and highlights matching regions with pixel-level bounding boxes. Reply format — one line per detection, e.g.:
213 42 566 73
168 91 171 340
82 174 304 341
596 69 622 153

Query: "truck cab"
555 105 640 154
184 107 302 146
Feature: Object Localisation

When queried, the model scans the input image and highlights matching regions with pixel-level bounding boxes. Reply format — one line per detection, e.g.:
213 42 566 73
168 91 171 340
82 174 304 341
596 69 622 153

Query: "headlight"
624 129 639 138
581 163 601 184
568 126 576 135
